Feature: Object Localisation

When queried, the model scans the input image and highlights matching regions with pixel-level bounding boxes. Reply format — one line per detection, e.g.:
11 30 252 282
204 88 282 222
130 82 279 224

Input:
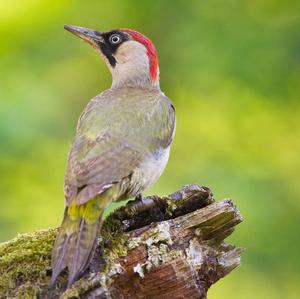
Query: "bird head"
64 25 159 89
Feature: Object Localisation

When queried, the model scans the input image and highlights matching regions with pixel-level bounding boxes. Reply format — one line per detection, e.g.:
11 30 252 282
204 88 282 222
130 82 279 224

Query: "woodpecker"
50 25 176 287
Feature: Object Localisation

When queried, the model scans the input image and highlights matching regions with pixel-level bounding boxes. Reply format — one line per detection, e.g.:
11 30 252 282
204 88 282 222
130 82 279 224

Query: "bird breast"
126 146 170 197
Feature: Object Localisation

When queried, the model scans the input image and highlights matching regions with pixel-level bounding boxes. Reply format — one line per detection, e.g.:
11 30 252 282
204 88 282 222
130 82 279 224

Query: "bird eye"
110 34 121 44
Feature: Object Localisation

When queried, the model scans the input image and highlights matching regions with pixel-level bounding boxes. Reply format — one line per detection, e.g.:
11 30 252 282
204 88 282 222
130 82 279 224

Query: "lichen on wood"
0 185 243 299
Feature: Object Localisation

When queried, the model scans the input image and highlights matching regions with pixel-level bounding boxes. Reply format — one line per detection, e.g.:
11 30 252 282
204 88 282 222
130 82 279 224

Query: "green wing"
64 87 175 205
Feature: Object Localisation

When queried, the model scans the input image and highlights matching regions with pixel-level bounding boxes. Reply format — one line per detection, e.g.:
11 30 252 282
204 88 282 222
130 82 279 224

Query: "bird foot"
134 193 147 204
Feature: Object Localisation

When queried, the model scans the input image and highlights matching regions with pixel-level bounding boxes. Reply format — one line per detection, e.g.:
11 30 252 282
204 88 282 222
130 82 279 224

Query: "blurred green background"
1 0 300 298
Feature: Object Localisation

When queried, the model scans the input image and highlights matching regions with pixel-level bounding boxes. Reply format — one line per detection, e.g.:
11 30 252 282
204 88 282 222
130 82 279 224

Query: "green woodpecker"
50 25 176 287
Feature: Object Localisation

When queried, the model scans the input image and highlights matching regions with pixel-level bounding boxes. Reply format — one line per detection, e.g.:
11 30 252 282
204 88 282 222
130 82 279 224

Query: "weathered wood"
0 185 243 299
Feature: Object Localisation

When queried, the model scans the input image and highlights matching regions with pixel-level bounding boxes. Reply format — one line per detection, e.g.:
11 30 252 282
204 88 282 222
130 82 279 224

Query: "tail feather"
50 209 73 288
67 218 100 286
49 231 71 288
50 197 105 287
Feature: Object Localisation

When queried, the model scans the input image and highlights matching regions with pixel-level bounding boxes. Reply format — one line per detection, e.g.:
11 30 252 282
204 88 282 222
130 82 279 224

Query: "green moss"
0 206 132 298
101 209 129 267
165 197 178 216
0 229 57 298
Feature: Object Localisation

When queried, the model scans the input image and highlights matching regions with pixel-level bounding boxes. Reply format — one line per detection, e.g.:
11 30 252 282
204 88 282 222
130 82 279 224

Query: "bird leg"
134 193 147 204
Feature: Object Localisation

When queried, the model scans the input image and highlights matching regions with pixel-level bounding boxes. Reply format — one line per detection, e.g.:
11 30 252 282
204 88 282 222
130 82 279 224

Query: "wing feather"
64 88 175 205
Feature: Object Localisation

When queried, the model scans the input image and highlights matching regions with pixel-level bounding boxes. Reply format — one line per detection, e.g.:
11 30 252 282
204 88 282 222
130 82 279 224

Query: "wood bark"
0 185 243 299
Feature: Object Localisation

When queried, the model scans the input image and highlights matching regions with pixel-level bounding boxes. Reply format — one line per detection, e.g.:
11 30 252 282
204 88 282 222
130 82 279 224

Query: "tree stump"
0 185 243 299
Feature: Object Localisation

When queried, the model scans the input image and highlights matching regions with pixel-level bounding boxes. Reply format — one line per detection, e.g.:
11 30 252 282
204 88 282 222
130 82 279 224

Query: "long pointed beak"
64 24 104 44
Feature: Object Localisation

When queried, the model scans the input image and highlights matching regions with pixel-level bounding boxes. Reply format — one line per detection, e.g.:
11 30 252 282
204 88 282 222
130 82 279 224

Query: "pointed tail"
50 197 105 287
